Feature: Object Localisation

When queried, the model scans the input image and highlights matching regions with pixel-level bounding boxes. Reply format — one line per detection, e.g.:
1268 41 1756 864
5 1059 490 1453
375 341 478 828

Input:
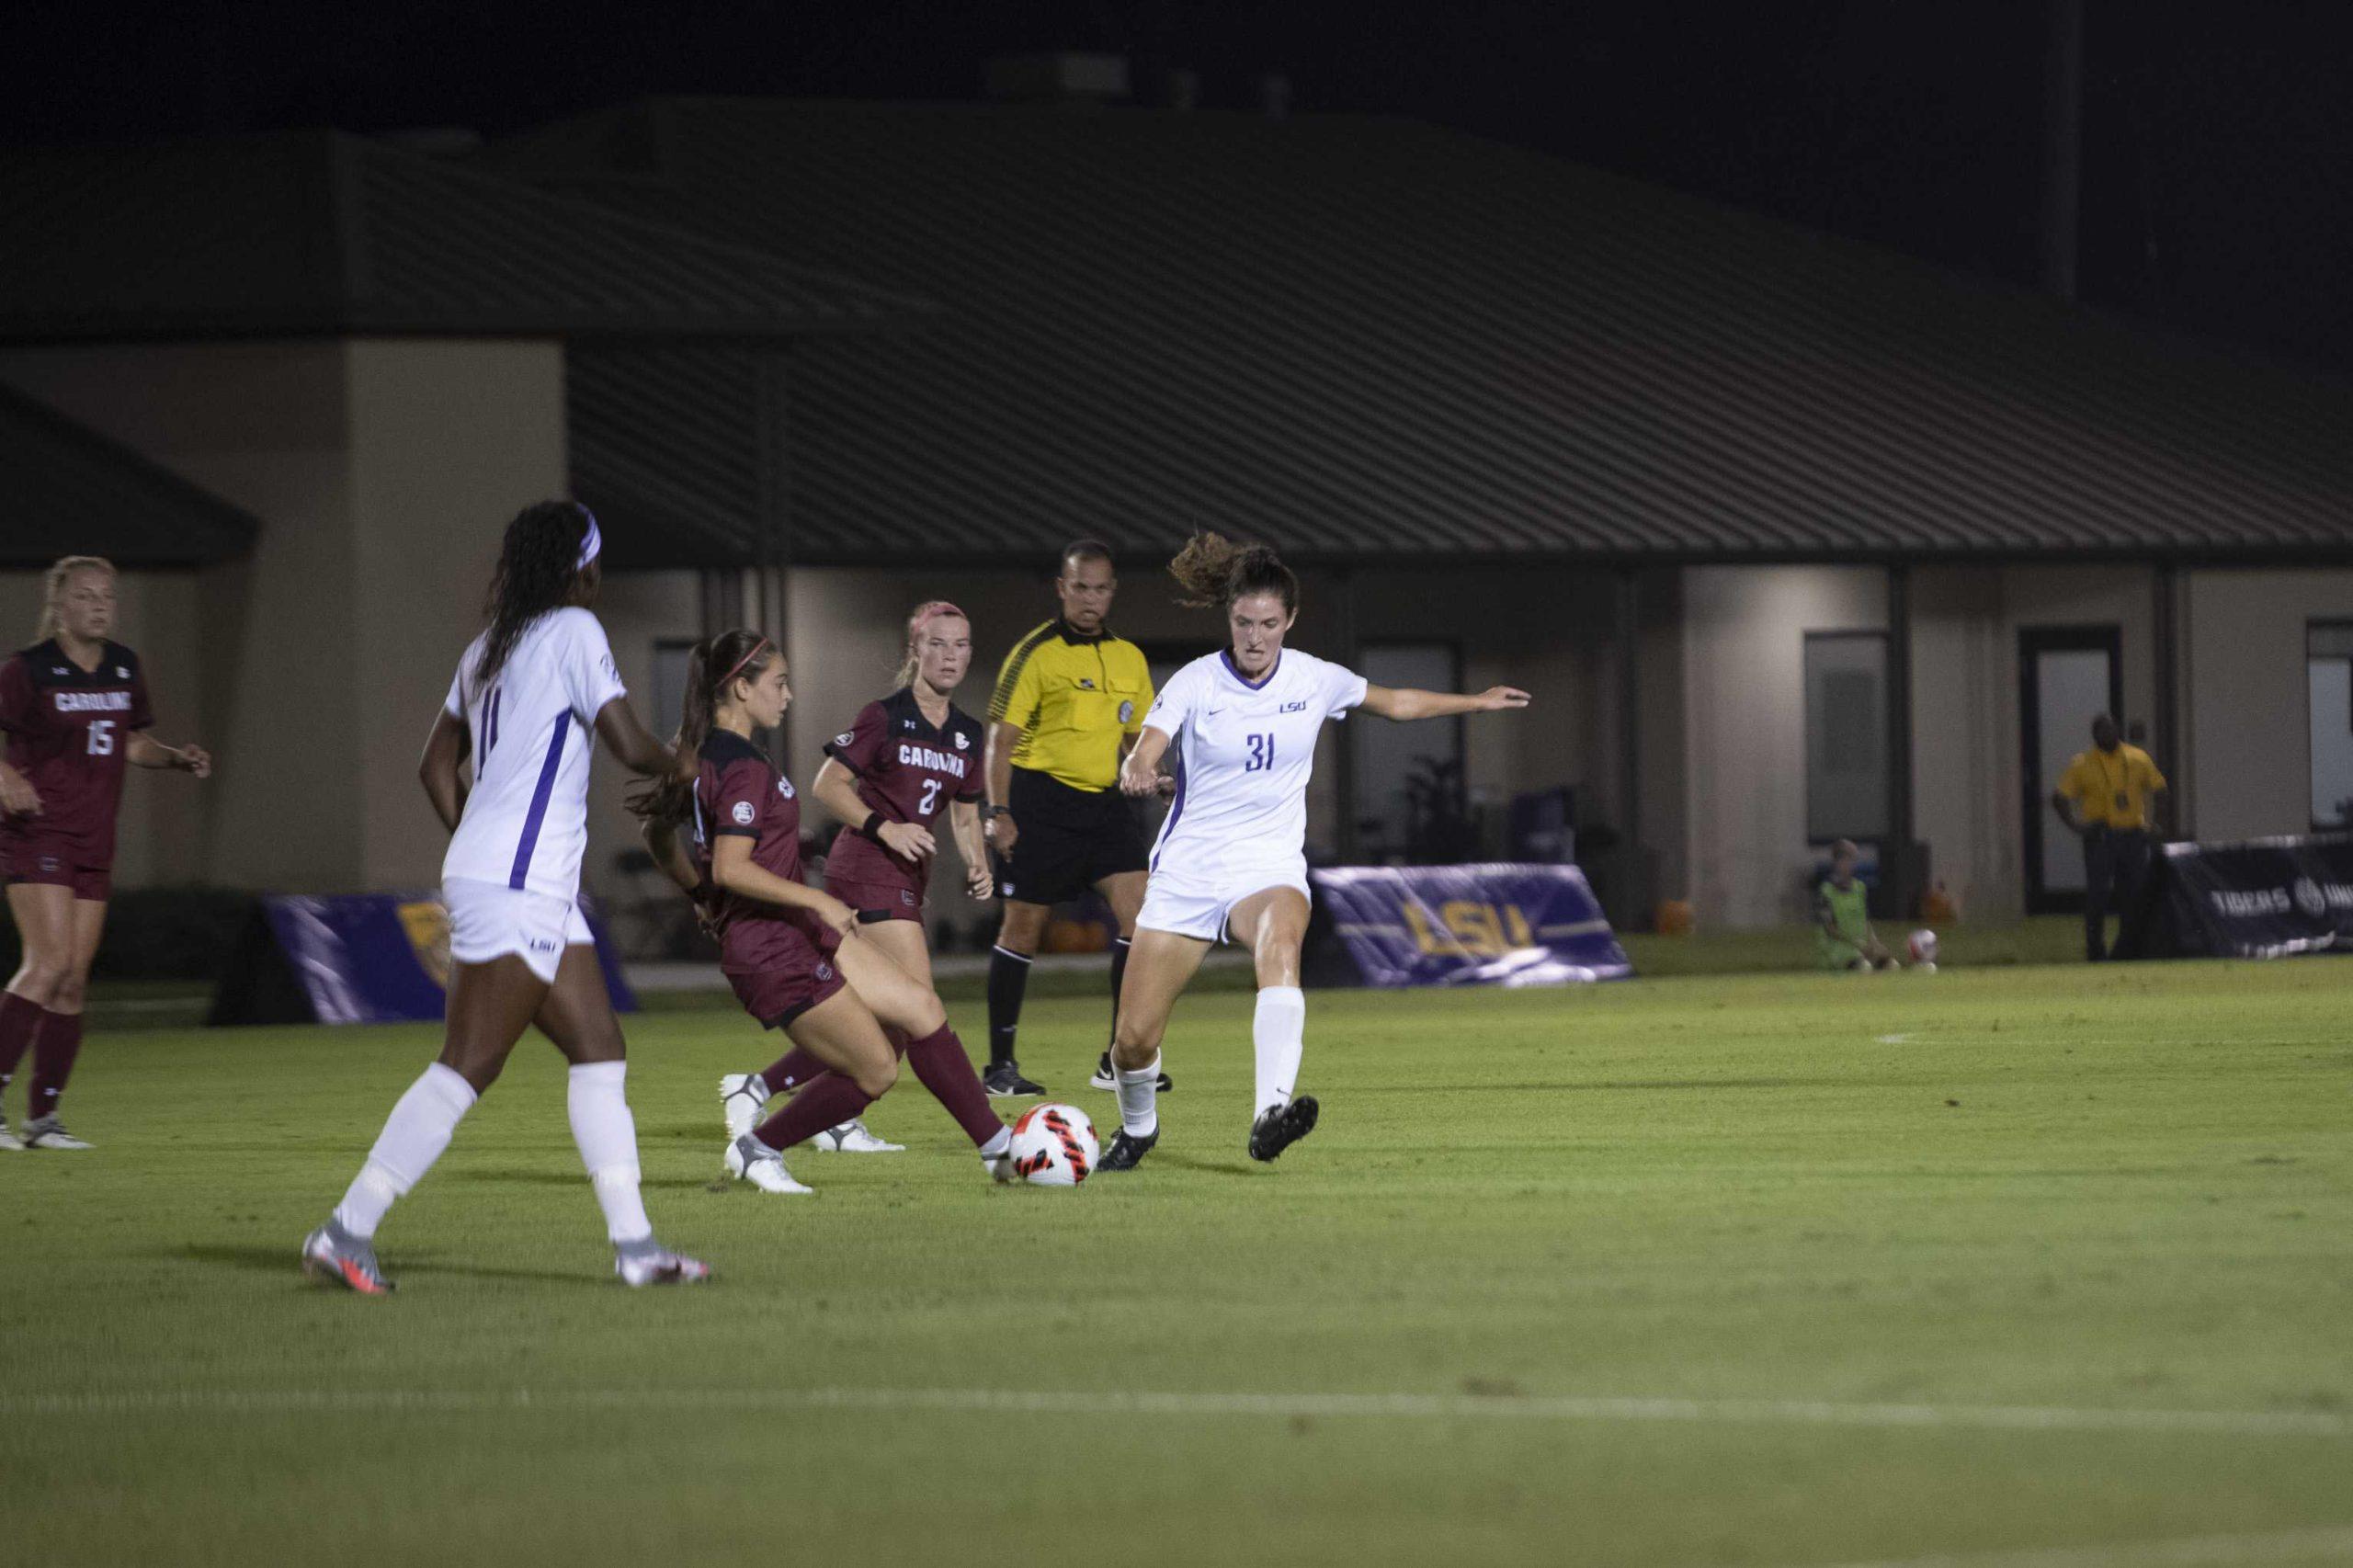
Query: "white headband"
576 508 602 570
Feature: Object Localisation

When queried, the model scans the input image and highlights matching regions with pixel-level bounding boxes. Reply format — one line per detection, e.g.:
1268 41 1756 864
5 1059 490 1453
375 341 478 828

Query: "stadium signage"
2141 835 2353 960
1310 863 1631 987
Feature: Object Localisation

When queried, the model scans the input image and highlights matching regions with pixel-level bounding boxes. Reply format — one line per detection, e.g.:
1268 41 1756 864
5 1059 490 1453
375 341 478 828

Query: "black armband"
858 814 891 846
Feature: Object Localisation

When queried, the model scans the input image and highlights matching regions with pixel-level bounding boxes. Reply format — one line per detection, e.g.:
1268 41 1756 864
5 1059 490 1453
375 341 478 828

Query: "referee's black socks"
986 945 1031 1068
1108 936 1131 1046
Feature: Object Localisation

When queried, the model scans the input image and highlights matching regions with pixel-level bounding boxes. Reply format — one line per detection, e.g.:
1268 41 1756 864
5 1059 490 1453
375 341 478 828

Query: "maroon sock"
29 1008 83 1119
904 1024 1005 1148
760 1046 827 1094
751 1070 876 1153
0 991 41 1089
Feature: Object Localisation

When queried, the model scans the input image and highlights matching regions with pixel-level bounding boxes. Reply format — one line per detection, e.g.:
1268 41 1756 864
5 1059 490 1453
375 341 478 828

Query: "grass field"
6 957 2350 1567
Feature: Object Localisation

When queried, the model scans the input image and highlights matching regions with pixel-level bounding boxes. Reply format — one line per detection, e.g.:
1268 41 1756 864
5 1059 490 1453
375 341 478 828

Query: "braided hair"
629 628 775 825
1165 531 1297 615
475 501 597 693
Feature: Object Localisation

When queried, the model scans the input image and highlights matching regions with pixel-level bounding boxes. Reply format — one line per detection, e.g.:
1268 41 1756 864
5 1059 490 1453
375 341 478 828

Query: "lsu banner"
210 892 636 1026
1309 863 1631 988
2138 834 2353 960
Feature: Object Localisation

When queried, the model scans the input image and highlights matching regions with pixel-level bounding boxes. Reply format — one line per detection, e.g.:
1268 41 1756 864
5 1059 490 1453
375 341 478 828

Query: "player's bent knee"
856 1057 900 1098
50 975 87 1012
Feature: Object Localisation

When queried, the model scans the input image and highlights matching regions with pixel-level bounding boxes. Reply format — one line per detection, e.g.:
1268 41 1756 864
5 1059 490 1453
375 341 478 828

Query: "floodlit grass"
6 958 2349 1566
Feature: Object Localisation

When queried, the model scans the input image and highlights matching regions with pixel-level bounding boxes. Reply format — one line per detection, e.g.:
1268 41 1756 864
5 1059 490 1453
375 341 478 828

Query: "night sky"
9 1 2353 373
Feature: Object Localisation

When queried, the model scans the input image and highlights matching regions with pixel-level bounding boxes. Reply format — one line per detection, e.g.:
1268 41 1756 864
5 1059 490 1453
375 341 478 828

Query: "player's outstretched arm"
595 696 695 782
710 834 859 938
813 756 935 860
1358 685 1531 722
127 731 211 778
416 710 470 833
1120 726 1174 796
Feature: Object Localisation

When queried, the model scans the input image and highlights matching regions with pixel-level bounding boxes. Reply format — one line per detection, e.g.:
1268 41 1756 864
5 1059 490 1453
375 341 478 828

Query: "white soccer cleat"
20 1116 92 1150
724 1133 813 1195
616 1244 711 1288
813 1119 903 1153
0 1120 22 1153
719 1074 769 1142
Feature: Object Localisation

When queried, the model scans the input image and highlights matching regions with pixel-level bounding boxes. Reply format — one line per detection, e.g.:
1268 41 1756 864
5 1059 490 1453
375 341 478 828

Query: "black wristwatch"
984 805 1011 820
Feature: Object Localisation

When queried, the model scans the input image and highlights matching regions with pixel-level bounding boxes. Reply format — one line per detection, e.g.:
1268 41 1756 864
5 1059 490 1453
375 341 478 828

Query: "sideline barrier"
208 892 636 1025
2129 834 2353 960
1309 864 1631 988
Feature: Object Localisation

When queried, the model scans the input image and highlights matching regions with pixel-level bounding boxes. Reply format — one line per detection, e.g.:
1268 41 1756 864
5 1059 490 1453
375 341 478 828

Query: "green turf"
6 959 2350 1567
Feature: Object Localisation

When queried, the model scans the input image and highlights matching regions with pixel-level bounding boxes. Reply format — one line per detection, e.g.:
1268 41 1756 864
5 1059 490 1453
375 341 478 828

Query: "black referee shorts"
995 767 1147 906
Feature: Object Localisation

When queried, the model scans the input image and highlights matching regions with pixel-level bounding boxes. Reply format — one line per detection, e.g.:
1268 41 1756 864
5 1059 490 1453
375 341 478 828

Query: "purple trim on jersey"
1220 648 1282 691
481 686 502 763
1151 751 1188 871
507 712 574 890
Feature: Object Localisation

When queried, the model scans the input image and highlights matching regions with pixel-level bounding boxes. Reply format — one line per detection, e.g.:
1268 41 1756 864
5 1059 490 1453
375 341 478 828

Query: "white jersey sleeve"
1142 658 1208 738
552 608 628 726
1321 659 1369 719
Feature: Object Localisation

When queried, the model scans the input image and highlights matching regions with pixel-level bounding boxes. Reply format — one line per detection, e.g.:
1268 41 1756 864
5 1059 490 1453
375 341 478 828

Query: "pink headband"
908 600 966 641
718 636 772 690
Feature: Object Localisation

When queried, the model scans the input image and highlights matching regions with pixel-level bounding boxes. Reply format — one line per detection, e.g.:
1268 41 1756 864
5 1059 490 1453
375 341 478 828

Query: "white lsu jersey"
439 607 628 901
1145 647 1368 885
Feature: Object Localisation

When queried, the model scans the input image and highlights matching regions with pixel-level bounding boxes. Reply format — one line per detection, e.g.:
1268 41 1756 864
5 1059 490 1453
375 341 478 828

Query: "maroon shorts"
826 872 924 925
724 922 847 1030
1 835 110 900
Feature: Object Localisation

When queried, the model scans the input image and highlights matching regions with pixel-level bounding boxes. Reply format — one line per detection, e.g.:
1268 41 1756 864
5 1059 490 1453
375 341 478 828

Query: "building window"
1804 631 1889 842
2308 622 2353 828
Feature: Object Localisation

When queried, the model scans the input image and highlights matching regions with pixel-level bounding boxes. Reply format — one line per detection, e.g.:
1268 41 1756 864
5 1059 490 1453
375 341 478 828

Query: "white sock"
332 1062 477 1240
979 1125 1011 1159
1253 986 1307 1120
569 1061 654 1247
1116 1055 1162 1138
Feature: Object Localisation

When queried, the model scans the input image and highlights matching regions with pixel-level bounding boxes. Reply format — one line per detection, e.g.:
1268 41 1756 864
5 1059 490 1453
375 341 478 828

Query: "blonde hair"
38 555 116 641
895 600 969 688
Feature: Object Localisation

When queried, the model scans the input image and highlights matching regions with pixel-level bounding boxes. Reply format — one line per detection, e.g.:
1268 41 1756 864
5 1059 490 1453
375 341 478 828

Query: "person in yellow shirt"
980 540 1160 1097
2050 712 2167 961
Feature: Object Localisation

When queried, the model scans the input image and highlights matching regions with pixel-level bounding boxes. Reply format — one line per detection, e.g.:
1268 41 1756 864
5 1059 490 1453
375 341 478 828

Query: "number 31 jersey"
0 639 153 862
1144 648 1367 883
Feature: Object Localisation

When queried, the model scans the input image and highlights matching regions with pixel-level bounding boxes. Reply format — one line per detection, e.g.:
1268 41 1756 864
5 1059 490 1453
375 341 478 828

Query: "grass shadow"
181 1242 611 1289
445 1169 709 1191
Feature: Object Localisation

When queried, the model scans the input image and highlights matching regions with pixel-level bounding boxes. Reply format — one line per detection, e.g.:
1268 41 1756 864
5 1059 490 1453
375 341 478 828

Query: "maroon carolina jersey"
0 640 154 864
691 729 828 973
822 688 985 898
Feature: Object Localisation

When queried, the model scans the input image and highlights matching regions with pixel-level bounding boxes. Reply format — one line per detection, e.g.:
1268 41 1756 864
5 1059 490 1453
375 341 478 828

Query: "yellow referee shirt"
2057 743 2166 830
988 619 1153 792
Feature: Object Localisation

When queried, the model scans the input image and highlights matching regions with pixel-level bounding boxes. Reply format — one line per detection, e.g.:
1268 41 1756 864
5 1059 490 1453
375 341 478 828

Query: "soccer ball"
1007 1103 1098 1186
1906 929 1939 968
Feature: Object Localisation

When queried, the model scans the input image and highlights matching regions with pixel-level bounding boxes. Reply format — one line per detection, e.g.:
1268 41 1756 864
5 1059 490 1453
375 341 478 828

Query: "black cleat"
983 1062 1044 1097
1097 1127 1158 1172
1247 1096 1320 1163
1089 1051 1173 1093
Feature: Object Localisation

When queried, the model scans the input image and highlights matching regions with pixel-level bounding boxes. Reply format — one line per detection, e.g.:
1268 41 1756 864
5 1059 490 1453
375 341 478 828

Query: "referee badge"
1119 700 1134 723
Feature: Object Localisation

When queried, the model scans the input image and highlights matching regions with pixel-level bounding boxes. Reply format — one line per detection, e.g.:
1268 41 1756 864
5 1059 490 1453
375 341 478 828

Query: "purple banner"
260 892 636 1025
1310 863 1631 988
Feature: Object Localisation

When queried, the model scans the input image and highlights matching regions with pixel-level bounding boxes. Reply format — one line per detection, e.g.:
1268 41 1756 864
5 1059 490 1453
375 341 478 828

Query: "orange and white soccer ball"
1008 1103 1098 1186
1907 929 1939 969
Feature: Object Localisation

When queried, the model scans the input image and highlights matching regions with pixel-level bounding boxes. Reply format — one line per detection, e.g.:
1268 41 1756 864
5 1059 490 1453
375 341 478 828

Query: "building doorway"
2020 625 2123 913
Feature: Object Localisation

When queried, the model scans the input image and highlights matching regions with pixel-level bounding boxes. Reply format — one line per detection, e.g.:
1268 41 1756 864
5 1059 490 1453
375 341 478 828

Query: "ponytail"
1165 531 1297 615
629 627 773 824
37 555 116 641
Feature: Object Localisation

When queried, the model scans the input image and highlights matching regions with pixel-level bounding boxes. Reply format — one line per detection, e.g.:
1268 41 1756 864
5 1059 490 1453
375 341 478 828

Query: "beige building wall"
346 340 566 890
2184 568 2353 842
1678 564 1889 927
1909 567 2016 918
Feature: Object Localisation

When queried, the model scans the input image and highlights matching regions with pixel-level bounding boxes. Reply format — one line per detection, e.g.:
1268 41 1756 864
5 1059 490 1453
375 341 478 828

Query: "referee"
981 540 1169 1096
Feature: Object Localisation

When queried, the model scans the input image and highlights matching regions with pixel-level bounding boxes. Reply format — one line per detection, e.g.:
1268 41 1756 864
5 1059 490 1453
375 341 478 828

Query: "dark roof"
0 384 258 567
0 131 932 346
492 99 2353 566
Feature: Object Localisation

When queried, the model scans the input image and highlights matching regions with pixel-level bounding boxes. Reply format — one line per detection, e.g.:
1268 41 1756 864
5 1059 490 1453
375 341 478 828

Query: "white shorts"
1136 866 1311 944
443 877 594 984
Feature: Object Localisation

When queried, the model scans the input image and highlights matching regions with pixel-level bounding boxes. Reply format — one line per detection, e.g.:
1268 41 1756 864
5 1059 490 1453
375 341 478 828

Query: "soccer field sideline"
6 958 2350 1566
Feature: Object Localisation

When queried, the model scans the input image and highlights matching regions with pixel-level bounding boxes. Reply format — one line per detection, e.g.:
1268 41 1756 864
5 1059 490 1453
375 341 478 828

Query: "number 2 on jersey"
917 778 941 816
1245 733 1275 772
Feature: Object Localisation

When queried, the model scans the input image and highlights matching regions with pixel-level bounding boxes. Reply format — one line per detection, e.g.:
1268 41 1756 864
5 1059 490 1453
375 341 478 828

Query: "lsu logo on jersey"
1280 699 1309 713
732 801 756 825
